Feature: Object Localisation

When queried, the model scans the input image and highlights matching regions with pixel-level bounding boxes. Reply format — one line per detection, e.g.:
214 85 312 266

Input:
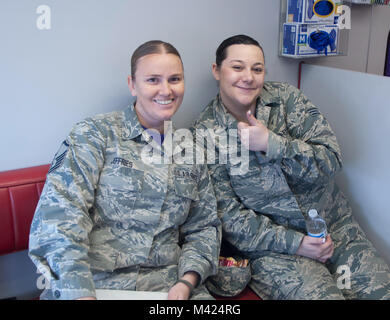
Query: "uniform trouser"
249 212 390 300
136 265 214 300
92 265 214 300
41 265 214 300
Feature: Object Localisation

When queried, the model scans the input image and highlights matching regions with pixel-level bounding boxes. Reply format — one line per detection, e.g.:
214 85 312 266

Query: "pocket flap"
174 178 199 201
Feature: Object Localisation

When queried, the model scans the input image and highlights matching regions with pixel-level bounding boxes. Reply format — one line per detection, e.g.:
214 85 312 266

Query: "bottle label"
308 231 326 238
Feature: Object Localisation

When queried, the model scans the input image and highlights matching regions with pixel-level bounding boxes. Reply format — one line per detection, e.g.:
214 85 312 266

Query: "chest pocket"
96 165 144 221
172 168 199 201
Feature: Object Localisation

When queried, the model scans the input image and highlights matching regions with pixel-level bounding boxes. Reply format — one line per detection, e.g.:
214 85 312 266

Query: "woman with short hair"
193 34 390 300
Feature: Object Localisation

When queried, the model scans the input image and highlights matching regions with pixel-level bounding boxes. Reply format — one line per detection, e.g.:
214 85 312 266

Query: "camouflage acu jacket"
192 81 343 259
29 105 221 300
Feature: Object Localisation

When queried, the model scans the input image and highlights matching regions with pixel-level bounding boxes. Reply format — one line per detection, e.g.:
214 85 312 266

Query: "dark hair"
215 34 265 67
131 40 182 79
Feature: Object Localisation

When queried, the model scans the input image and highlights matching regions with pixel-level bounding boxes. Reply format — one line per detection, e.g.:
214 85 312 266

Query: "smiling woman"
212 36 265 124
28 40 221 301
128 41 185 133
128 53 184 133
192 34 390 300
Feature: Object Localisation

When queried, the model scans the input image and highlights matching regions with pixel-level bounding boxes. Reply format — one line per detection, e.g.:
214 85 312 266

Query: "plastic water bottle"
306 209 327 243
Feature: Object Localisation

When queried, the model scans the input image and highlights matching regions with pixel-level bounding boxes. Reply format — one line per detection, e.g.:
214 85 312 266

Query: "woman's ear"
211 63 220 81
127 75 136 96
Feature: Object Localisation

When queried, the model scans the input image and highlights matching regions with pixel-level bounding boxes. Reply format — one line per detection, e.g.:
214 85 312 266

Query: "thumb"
246 110 258 126
237 121 249 131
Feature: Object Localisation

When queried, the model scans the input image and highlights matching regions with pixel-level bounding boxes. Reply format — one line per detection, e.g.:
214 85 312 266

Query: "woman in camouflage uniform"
29 40 221 300
193 34 390 299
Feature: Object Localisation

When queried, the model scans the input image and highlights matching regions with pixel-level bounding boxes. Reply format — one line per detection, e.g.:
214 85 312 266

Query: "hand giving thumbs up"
237 110 269 152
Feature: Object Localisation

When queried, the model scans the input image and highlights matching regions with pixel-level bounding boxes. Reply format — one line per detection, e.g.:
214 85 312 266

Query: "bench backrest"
0 165 50 255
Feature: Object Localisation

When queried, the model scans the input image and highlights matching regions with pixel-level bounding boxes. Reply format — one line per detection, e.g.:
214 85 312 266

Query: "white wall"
0 0 299 171
301 64 390 266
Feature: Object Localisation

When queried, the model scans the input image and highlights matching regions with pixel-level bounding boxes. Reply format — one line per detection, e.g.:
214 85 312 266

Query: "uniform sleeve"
178 164 221 285
264 84 342 188
28 119 105 300
208 161 304 259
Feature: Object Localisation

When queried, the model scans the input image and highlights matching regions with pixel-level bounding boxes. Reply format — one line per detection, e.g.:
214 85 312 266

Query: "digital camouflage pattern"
29 105 221 300
192 81 390 300
206 263 251 297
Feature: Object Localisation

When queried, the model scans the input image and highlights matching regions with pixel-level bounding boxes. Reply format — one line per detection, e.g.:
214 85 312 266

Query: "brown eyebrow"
144 73 183 77
229 59 244 64
229 59 264 66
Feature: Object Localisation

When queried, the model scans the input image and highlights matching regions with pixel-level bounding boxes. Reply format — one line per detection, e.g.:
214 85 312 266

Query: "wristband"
175 279 195 295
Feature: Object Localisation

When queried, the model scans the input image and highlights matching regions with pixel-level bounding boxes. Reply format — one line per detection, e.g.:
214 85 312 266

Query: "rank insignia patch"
48 140 70 174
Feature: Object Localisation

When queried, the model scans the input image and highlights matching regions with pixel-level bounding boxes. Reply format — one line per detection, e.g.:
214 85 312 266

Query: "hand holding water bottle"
296 209 334 263
296 234 334 263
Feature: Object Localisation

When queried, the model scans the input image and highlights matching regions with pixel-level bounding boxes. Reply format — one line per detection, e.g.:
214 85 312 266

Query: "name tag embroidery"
174 168 197 180
111 157 133 168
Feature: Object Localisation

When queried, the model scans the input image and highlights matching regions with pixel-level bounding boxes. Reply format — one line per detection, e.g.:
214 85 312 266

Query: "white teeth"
155 99 173 105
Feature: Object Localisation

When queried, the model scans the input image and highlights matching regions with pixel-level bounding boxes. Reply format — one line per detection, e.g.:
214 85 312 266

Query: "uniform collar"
259 82 282 107
121 104 179 157
213 94 238 130
122 103 144 140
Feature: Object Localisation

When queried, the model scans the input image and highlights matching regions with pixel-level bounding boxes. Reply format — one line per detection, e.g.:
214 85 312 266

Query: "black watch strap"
175 279 195 294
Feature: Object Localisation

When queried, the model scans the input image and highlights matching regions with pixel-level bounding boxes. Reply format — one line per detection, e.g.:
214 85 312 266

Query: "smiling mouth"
154 99 174 105
236 86 256 91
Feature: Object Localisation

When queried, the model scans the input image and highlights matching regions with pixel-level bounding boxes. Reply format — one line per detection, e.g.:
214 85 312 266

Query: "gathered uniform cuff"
178 261 211 287
286 230 305 255
49 276 95 300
